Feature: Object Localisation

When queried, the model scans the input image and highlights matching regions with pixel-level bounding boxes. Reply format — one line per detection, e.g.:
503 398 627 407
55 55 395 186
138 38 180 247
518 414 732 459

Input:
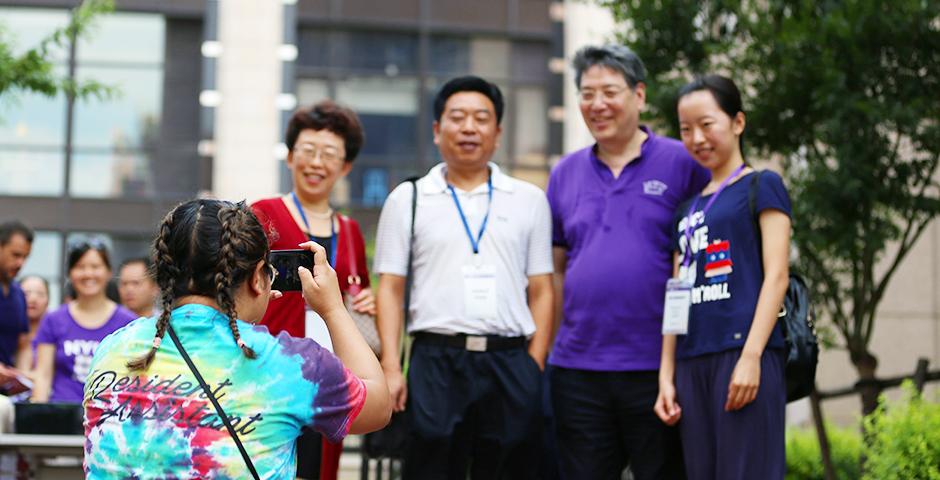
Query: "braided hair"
127 200 269 370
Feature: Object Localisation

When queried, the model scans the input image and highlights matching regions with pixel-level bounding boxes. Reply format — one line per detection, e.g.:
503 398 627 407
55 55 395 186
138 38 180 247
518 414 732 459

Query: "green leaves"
862 382 940 480
0 0 115 104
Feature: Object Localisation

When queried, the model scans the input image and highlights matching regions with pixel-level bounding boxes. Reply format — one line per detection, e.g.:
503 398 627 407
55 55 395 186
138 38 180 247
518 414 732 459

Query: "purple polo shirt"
0 281 28 366
548 127 710 371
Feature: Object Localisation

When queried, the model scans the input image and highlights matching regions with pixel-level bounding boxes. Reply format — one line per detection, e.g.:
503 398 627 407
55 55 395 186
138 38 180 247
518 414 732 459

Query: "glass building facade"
0 0 561 302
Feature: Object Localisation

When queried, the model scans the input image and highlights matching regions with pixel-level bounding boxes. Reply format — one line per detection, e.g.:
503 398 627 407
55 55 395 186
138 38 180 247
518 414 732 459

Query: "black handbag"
749 171 820 402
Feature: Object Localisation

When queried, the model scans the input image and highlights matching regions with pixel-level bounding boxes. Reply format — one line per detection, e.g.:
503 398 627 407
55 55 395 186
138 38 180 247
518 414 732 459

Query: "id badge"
462 264 497 320
662 278 692 335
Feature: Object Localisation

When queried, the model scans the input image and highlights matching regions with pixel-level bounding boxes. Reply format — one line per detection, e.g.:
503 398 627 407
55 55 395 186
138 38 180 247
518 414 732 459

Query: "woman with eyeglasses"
82 199 389 478
251 100 376 480
31 241 136 403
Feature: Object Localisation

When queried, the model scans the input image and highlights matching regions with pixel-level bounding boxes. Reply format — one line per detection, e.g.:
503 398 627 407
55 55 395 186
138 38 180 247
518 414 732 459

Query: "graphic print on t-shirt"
703 239 733 282
678 215 732 305
65 339 100 382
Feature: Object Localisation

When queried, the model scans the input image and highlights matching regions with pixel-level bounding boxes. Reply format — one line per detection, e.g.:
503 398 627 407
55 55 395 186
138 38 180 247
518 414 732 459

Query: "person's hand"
351 288 377 316
726 351 761 411
654 380 682 425
0 364 15 384
269 289 283 301
297 241 345 318
527 348 546 372
384 365 408 412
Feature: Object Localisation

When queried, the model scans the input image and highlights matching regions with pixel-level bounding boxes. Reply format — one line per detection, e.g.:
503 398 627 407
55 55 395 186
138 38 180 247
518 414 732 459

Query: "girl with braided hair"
82 199 390 479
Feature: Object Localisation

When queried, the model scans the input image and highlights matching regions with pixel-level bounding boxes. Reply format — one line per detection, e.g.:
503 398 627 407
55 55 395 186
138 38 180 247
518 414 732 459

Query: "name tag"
662 278 692 335
462 264 497 320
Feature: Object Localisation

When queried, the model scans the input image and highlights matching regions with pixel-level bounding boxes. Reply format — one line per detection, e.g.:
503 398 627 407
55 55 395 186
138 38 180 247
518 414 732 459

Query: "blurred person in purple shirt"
31 240 135 403
0 222 33 431
546 45 710 480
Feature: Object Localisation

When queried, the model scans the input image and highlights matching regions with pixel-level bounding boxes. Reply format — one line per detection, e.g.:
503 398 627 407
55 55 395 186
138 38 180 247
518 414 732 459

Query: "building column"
212 0 283 202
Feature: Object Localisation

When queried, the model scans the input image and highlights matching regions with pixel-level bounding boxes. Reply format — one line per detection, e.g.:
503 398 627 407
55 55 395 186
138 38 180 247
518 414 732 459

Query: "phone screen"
269 249 314 291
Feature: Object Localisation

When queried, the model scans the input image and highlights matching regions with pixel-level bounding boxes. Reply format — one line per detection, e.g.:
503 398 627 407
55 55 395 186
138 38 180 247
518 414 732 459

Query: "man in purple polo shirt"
547 45 709 479
0 221 33 432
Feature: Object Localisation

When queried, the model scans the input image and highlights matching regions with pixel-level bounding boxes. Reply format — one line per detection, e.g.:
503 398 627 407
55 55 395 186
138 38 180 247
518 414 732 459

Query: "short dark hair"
0 221 33 246
119 256 152 274
433 76 504 124
677 74 745 155
284 100 365 162
572 44 646 89
67 239 112 272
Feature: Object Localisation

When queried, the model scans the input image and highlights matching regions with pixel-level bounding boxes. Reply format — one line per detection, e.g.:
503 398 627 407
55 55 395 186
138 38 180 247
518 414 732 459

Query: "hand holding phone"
295 241 344 317
269 249 314 292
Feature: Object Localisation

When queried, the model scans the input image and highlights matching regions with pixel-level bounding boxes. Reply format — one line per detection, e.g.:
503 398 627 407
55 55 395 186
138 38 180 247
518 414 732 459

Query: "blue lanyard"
291 192 337 266
682 164 746 268
447 177 493 255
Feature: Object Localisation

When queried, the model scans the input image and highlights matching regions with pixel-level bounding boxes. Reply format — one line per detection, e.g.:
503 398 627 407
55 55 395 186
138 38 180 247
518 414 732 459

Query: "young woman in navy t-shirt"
654 75 791 480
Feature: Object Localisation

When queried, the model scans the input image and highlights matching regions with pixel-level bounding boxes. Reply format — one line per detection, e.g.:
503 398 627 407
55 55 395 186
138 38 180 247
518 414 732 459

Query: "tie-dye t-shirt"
83 304 366 479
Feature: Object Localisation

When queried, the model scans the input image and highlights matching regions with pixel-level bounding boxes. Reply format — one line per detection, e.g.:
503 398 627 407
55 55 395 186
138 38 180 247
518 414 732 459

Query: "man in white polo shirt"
374 75 554 479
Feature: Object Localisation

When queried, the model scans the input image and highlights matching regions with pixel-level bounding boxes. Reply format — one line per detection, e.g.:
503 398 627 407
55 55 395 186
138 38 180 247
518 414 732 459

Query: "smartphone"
269 249 314 291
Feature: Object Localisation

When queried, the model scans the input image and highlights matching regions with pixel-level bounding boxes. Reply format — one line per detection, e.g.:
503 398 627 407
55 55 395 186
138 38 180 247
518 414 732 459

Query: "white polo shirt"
374 162 553 337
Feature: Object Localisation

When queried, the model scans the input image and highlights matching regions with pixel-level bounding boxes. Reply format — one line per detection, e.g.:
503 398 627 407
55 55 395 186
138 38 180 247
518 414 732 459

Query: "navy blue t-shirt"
672 170 791 359
0 281 29 366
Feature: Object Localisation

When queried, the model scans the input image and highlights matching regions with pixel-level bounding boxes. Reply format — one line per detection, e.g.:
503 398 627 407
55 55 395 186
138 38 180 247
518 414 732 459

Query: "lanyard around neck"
682 164 746 268
447 176 493 255
291 191 337 266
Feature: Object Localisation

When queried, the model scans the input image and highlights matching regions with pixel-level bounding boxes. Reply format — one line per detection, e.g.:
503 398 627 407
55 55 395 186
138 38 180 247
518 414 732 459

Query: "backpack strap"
403 176 419 328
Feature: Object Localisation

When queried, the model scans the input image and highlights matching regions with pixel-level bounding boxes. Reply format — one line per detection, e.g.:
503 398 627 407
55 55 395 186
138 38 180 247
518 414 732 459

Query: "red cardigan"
251 197 371 338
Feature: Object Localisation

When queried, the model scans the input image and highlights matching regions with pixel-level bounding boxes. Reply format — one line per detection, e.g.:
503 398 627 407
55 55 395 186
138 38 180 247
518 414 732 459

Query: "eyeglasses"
266 263 278 286
292 145 345 165
67 237 109 253
578 86 630 104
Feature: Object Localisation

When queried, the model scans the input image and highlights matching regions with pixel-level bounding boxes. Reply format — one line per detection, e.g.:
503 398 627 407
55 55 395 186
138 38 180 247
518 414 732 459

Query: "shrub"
786 423 862 480
862 382 940 480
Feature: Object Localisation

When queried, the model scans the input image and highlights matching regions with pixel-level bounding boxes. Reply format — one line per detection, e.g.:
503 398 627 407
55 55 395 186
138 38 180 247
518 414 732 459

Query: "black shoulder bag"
362 177 419 460
167 325 261 480
748 171 820 402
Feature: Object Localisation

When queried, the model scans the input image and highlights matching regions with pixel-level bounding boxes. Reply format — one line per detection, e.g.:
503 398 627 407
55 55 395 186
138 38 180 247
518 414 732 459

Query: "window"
19 231 63 307
0 8 70 197
334 31 418 75
70 14 165 199
514 87 548 167
336 76 419 159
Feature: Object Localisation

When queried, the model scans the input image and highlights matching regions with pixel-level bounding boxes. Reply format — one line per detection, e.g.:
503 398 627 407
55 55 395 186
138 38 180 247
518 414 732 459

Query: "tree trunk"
852 350 881 415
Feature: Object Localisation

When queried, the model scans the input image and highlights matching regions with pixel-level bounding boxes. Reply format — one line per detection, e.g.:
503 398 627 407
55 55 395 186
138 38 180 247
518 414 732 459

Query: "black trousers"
403 340 541 480
550 367 686 480
296 428 322 479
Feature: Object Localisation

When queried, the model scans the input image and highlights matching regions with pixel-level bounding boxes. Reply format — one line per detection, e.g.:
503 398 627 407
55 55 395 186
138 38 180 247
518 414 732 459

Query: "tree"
0 0 114 107
598 0 940 414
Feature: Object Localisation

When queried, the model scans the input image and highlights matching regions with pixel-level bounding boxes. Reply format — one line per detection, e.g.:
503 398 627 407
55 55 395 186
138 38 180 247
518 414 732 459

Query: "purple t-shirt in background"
0 282 29 366
548 127 710 371
34 303 137 403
